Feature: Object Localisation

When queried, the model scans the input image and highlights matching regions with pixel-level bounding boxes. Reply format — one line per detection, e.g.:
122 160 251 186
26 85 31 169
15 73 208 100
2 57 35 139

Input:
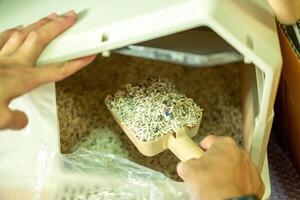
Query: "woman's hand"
0 11 96 130
268 0 300 24
177 135 265 200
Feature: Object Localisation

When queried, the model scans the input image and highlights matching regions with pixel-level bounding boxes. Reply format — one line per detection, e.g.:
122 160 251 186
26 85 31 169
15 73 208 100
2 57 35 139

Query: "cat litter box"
0 0 282 199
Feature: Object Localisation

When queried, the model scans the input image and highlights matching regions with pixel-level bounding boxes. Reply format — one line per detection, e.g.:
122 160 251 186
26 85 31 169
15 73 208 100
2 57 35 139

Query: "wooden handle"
168 131 204 162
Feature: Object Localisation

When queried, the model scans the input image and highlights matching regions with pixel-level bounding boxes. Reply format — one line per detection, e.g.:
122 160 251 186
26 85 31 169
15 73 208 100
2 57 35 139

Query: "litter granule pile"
56 54 243 180
106 78 202 142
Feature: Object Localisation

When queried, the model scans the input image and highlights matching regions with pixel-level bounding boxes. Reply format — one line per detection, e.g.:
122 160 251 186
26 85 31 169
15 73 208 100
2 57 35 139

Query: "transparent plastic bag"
49 149 191 200
0 83 192 200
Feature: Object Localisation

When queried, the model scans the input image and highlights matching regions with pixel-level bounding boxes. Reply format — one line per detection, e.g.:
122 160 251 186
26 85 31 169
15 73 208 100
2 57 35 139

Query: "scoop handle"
168 133 204 162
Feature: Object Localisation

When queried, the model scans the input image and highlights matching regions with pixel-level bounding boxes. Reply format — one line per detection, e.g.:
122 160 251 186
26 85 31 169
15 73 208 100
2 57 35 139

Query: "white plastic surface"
115 29 244 67
1 0 204 65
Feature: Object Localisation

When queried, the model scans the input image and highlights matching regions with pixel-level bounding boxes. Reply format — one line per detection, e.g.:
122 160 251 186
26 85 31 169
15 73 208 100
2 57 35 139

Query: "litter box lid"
0 0 282 169
0 0 281 69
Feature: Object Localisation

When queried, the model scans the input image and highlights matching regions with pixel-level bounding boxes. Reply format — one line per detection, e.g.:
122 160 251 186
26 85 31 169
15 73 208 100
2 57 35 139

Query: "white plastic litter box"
0 0 282 199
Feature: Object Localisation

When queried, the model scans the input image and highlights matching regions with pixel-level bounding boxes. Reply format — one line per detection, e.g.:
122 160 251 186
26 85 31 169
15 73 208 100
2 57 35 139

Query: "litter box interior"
56 28 261 181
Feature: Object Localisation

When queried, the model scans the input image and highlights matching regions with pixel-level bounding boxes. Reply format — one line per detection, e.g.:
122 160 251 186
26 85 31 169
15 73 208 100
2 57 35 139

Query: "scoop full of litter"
106 78 203 142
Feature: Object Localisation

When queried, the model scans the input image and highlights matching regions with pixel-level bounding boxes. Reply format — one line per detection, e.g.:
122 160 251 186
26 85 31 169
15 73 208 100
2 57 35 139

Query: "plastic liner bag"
0 83 192 200
53 149 191 200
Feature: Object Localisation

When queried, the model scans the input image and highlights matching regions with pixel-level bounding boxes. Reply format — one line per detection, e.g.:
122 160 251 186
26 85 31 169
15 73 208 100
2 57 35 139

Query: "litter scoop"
105 78 204 162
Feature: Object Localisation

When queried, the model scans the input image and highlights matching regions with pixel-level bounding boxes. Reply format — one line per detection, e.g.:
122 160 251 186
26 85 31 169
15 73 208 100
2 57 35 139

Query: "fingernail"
63 10 76 17
47 12 58 20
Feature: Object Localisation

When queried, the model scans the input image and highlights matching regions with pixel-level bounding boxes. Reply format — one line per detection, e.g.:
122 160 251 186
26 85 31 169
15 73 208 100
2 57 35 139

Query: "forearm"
268 0 300 24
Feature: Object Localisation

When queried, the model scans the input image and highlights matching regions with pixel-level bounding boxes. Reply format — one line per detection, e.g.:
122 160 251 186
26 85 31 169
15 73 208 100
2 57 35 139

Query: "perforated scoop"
105 78 203 161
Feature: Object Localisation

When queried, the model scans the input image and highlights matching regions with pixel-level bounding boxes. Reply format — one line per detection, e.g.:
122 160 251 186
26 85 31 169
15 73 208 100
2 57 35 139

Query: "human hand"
177 135 265 200
267 0 300 24
0 11 96 130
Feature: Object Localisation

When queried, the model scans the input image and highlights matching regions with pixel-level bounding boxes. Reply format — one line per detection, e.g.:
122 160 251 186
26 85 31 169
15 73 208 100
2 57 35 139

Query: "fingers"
7 55 95 99
178 135 237 180
200 135 219 150
0 26 23 50
0 31 27 56
267 0 300 24
17 11 77 64
177 135 263 200
0 55 94 103
177 162 191 183
177 161 191 181
200 135 238 151
0 13 57 56
0 54 94 130
23 13 58 32
177 158 201 180
177 135 238 181
32 55 96 85
0 104 28 130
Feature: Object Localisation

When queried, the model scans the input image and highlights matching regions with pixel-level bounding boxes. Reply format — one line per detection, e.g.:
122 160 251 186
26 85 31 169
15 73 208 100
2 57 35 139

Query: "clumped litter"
106 78 202 142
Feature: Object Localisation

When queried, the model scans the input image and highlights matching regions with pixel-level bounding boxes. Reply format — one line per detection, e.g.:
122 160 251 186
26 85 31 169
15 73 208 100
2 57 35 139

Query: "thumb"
33 55 96 84
0 104 28 130
5 55 96 103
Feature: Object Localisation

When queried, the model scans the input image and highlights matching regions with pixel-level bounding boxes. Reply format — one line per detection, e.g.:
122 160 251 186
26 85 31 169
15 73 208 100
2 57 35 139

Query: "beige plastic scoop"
106 100 204 162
